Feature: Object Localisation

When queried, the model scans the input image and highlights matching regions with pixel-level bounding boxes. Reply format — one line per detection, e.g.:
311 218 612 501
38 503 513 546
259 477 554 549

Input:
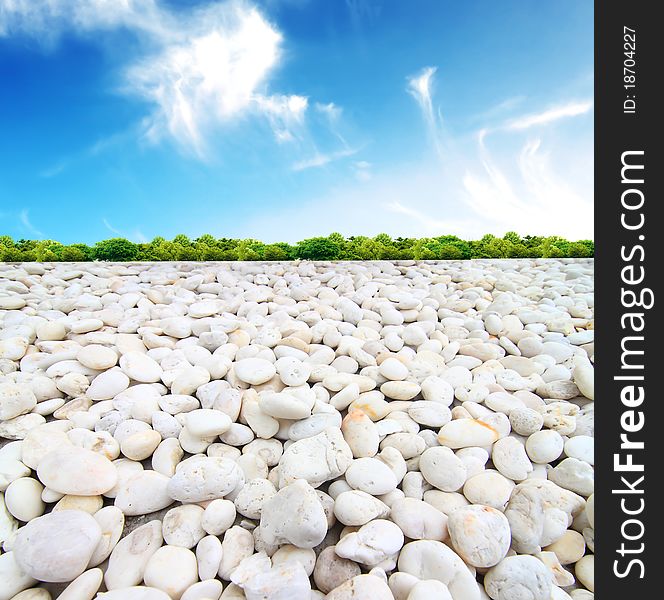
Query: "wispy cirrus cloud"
407 66 444 159
19 209 43 237
102 218 121 235
102 218 147 243
386 200 447 232
462 133 592 239
399 64 593 239
292 147 360 172
353 160 372 181
504 100 593 130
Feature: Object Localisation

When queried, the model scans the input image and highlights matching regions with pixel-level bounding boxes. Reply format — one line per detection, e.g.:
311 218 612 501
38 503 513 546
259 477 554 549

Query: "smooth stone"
448 505 511 567
525 430 564 464
259 392 313 420
313 546 361 594
325 575 394 600
279 427 353 488
152 438 184 477
21 426 72 469
389 497 448 541
407 401 451 428
437 419 499 449
53 495 103 516
7 588 52 600
484 555 553 600
244 562 311 600
121 430 162 461
335 519 404 567
397 540 480 600
114 470 173 515
77 345 118 370
271 545 316 576
104 520 163 589
0 414 46 440
407 580 453 600
202 499 237 536
0 382 37 421
37 447 117 496
143 546 199 600
57 568 103 600
196 536 223 581
181 579 224 600
544 529 586 565
259 479 327 548
185 409 232 438
13 510 102 583
564 435 594 465
4 477 45 522
234 358 277 385
0 340 28 363
218 525 254 580
575 554 594 592
97 587 171 600
0 551 36 600
463 471 515 510
119 352 163 383
1 492 19 546
87 368 130 401
341 408 380 458
333 490 390 526
89 505 125 567
548 458 594 496
380 381 421 401
572 355 594 400
162 504 206 548
168 456 242 503
379 358 409 381
419 446 467 492
492 437 533 481
345 457 398 495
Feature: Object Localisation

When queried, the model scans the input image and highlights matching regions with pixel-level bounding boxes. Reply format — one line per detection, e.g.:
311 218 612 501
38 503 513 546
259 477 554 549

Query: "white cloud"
315 102 342 122
102 218 121 235
386 201 447 232
407 66 443 159
126 4 300 157
241 86 593 243
462 133 593 240
133 229 148 243
402 66 592 240
254 94 308 145
0 0 164 40
39 160 68 178
1 0 315 158
102 218 147 242
19 209 43 237
505 100 593 130
353 160 372 181
292 147 359 172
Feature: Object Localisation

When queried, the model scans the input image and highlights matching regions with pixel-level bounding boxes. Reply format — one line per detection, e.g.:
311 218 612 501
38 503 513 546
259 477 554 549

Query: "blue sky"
0 0 593 244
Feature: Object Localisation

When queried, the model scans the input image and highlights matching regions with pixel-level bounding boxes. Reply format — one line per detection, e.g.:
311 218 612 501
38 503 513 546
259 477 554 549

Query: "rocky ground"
0 260 594 600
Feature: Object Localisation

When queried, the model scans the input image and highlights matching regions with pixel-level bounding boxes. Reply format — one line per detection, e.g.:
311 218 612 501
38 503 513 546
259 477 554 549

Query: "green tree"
503 231 522 245
295 237 343 260
60 246 88 261
93 238 139 261
0 233 594 262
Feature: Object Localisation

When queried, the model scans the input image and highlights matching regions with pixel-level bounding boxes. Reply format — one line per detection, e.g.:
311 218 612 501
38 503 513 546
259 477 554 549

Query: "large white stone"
13 510 102 583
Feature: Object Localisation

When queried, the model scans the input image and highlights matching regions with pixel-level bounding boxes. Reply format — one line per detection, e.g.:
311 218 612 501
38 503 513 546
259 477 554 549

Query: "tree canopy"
0 233 594 262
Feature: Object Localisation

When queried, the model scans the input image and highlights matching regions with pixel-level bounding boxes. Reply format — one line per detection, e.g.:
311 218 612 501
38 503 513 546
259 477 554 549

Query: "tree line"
0 233 594 262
